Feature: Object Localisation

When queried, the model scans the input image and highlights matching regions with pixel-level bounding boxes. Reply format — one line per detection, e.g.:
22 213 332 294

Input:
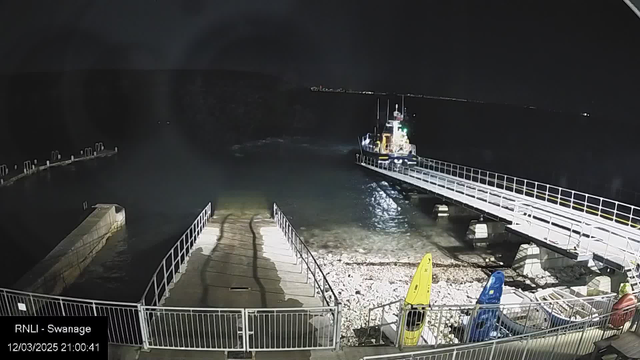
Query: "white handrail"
140 203 212 306
415 156 640 229
357 154 640 269
273 203 340 307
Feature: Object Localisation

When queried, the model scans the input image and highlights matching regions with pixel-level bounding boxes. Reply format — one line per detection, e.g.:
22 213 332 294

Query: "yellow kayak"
401 253 432 346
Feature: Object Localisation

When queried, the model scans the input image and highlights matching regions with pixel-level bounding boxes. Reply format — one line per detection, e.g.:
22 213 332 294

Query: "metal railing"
1 287 143 346
356 154 640 268
245 306 339 351
141 306 245 350
273 203 342 350
362 304 639 360
366 299 405 345
0 142 117 185
139 305 340 351
512 202 640 268
273 203 339 308
141 203 212 307
367 291 629 349
412 156 640 230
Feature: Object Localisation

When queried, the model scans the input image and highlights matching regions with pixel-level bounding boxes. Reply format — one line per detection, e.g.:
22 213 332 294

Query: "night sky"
0 1 639 116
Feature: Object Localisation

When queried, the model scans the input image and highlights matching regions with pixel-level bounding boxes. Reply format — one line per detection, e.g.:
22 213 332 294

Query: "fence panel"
362 305 638 360
142 306 245 350
246 307 338 351
0 288 142 346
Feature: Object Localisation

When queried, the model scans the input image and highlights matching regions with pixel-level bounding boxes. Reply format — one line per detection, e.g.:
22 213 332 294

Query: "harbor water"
0 135 490 302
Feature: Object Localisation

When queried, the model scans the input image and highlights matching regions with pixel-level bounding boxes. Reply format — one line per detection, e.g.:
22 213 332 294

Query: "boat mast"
386 99 390 123
375 98 380 135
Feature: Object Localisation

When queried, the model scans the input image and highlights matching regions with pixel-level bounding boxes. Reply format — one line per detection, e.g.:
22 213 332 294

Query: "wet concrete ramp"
162 210 321 308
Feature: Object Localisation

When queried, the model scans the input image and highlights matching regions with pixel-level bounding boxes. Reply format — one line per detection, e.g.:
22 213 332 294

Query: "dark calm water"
0 133 483 302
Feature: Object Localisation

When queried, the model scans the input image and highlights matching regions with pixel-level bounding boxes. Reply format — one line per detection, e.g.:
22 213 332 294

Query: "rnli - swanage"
359 97 417 167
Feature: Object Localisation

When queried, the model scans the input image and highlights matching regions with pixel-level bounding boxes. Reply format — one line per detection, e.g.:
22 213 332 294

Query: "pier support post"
513 243 546 277
465 219 507 247
539 247 577 269
433 204 449 217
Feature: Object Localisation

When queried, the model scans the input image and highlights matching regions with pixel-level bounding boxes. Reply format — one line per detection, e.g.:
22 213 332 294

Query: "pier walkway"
357 154 640 272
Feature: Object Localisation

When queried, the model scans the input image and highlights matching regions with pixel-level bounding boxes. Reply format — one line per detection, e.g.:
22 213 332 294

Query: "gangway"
356 154 640 272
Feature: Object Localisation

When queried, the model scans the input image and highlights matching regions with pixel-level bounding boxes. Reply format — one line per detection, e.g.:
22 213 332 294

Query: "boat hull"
534 288 600 328
361 149 417 167
498 289 550 335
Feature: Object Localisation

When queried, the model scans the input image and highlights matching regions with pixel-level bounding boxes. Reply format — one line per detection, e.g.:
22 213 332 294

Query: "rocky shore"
316 252 504 345
315 250 595 346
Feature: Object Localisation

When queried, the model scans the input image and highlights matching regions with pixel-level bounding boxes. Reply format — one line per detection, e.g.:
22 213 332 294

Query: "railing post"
434 308 443 348
153 277 158 306
393 304 403 347
312 262 317 297
334 304 342 351
599 198 603 218
488 341 497 360
171 248 176 280
549 326 561 360
137 302 150 350
60 299 65 316
520 336 531 360
464 306 478 344
305 251 310 281
162 261 168 299
242 308 249 352
398 307 406 350
2 289 12 315
521 304 532 333
319 269 324 301
571 307 591 360
29 294 35 315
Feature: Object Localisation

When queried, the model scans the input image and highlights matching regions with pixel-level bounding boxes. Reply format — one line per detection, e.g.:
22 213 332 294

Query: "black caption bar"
0 316 108 359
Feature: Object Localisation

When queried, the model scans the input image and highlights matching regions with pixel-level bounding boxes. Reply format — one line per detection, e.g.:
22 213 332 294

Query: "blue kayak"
467 271 505 342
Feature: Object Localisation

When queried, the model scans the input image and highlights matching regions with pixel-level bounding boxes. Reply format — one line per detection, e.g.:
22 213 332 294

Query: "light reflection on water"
228 138 470 263
365 182 406 232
